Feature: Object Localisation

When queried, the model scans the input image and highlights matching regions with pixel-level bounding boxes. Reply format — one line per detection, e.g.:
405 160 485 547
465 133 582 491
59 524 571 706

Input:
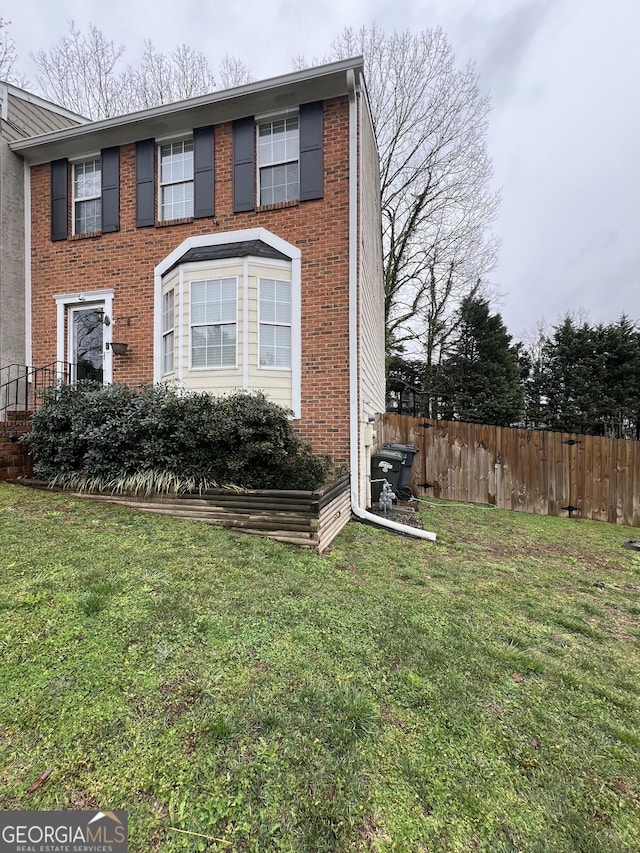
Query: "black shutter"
135 138 155 227
101 146 120 233
233 116 255 212
50 158 68 241
193 125 215 218
299 101 324 201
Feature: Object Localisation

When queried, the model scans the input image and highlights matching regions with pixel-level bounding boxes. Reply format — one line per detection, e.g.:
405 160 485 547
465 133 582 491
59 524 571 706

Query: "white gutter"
346 69 436 543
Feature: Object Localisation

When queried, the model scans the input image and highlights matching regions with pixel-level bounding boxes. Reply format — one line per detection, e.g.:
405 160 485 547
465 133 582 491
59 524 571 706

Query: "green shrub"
25 384 332 492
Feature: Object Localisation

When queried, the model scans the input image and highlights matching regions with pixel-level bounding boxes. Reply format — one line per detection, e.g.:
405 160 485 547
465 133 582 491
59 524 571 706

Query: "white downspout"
346 69 436 543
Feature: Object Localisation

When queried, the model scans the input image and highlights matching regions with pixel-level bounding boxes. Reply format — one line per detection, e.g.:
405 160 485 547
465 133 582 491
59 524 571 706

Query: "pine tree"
441 296 524 426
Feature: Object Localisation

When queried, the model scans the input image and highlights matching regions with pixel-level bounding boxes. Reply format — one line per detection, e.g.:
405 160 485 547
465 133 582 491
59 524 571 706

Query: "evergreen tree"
534 315 640 437
440 296 524 426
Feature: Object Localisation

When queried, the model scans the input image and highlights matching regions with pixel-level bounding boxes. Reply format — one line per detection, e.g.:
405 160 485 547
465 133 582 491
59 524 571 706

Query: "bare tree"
32 22 252 120
33 22 129 119
217 55 253 89
123 42 220 110
0 18 19 83
324 26 501 381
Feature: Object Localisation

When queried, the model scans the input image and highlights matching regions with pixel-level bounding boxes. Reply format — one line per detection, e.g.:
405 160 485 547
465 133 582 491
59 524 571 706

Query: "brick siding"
29 97 353 465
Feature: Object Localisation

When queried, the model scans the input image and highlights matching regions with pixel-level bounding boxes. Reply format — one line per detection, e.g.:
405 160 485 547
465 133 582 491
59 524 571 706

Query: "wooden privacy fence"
376 414 640 528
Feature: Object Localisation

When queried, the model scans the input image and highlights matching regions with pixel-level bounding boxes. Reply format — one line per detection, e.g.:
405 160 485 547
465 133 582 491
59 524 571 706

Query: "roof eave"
9 57 364 165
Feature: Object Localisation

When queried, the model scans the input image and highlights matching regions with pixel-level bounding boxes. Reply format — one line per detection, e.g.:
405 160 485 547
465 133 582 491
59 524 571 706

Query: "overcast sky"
8 0 639 343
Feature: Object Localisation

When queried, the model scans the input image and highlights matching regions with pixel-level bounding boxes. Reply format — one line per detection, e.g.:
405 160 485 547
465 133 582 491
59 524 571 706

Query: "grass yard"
1 482 639 852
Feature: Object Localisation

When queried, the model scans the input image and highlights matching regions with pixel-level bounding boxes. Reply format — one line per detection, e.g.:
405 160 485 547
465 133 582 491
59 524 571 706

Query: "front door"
69 305 104 382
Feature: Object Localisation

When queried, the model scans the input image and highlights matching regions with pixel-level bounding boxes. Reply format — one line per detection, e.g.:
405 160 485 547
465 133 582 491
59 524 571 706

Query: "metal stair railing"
0 361 72 433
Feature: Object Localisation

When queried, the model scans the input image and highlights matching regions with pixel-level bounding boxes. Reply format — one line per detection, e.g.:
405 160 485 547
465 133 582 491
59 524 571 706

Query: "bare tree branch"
31 22 250 119
328 25 501 373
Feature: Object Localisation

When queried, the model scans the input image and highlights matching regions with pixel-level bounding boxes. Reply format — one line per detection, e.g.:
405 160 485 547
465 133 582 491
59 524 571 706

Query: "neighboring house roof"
0 82 86 142
9 57 364 165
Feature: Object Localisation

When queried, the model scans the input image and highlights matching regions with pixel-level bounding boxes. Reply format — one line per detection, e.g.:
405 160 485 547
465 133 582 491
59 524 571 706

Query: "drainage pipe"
346 70 436 543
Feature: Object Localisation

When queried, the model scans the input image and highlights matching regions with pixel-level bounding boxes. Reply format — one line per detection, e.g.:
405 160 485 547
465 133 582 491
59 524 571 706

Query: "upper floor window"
259 278 291 369
159 139 193 220
190 277 237 369
73 158 101 234
258 116 299 206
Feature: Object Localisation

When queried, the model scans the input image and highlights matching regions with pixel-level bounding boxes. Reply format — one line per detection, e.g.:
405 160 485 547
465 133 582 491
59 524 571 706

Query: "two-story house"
8 57 386 510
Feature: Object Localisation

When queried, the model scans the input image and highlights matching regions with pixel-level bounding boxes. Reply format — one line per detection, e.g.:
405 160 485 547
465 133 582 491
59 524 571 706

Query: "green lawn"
1 482 639 852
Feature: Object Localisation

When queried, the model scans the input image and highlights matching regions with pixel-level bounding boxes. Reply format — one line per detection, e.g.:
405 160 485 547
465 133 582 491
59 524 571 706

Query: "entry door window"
70 306 104 382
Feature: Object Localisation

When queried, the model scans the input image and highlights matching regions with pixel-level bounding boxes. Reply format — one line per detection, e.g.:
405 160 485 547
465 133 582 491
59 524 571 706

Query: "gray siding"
0 86 81 370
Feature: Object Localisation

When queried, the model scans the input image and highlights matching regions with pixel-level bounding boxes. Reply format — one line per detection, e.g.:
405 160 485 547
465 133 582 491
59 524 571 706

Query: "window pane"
160 140 194 183
162 330 174 374
260 323 291 368
258 117 299 167
191 324 236 368
162 290 174 333
191 279 236 324
75 198 101 234
161 182 194 220
74 160 101 200
259 163 299 205
260 279 291 324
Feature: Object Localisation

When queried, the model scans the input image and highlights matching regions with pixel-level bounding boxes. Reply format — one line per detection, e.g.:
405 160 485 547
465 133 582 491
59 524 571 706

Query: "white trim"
154 229 302 278
54 289 114 384
178 269 185 385
242 258 250 390
345 70 436 541
24 163 32 366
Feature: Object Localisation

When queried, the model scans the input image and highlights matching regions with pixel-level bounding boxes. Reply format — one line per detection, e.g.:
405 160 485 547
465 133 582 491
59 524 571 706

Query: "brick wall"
29 97 353 465
0 421 32 480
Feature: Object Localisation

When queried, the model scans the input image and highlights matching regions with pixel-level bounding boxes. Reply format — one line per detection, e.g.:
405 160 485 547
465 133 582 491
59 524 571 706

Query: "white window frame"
258 278 292 371
72 157 101 235
161 289 175 375
158 137 194 221
257 114 299 206
189 277 238 370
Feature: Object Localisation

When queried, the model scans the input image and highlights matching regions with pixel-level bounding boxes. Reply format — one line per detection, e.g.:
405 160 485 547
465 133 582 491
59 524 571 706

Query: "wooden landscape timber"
377 414 640 527
77 476 352 553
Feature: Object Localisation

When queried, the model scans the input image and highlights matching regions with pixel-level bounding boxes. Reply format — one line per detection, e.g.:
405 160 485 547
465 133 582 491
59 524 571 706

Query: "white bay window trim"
154 230 301 418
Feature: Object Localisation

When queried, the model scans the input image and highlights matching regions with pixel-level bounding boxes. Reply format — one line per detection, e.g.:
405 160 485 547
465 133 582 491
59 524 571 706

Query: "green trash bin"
370 448 405 504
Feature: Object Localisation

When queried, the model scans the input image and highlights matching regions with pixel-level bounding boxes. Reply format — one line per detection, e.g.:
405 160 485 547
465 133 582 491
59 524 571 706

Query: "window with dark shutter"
51 158 68 242
299 102 323 201
101 147 120 233
136 138 155 227
193 126 215 219
233 116 255 213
